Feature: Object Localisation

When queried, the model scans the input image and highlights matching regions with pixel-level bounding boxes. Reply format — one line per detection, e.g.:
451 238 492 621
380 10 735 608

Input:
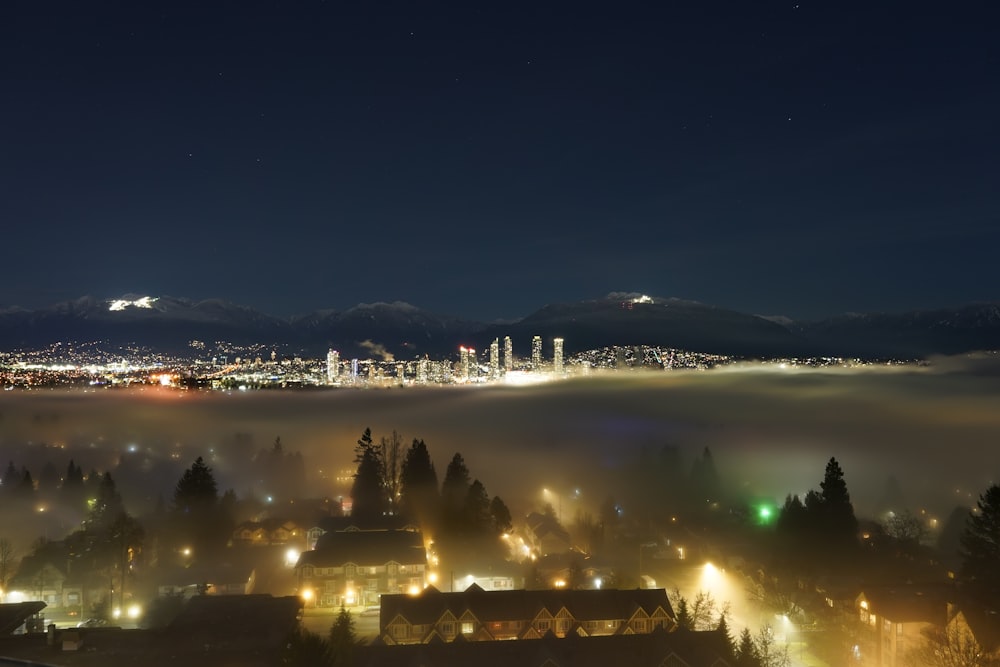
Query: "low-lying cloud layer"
2 357 999 527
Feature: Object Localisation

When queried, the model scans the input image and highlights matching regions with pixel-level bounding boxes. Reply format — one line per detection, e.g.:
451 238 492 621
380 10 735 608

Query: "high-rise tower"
326 349 340 384
553 337 564 374
531 335 542 370
459 346 470 382
503 336 513 373
490 338 500 379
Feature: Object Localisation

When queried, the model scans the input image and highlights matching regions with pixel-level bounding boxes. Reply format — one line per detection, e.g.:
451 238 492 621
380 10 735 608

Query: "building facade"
380 585 675 645
295 528 426 607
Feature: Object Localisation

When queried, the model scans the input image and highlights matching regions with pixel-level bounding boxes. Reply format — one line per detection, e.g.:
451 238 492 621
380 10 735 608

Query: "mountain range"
1 293 998 360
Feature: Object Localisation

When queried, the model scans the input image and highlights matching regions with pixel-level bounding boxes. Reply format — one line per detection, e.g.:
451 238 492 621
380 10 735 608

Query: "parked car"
76 618 108 628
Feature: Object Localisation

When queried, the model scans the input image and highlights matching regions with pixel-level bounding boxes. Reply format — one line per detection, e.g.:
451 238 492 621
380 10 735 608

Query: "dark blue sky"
2 1 997 321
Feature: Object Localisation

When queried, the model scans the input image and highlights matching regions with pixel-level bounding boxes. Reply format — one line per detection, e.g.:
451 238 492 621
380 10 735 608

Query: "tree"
328 606 356 667
399 439 439 526
170 457 225 557
60 460 86 511
108 511 144 609
462 480 491 532
755 625 790 667
441 453 471 529
669 589 725 631
354 428 374 463
717 613 736 661
959 484 1000 594
173 457 218 513
675 596 692 630
735 627 760 666
88 472 124 531
819 457 858 544
776 494 808 535
351 445 387 523
284 627 332 667
380 431 403 512
0 538 16 594
690 446 720 503
490 496 513 534
16 469 35 502
911 617 1000 667
884 510 927 549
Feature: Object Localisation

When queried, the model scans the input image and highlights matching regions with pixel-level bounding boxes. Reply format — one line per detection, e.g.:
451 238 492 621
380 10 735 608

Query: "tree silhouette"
754 625 790 667
675 596 692 630
328 606 356 667
690 446 720 504
959 483 1000 596
173 457 218 513
717 613 736 661
819 457 857 540
735 627 759 666
0 538 16 594
379 431 403 512
490 496 513 533
351 445 387 522
60 460 86 511
441 453 471 530
462 480 491 532
16 469 35 502
284 627 332 667
170 457 226 557
784 457 858 561
399 438 439 526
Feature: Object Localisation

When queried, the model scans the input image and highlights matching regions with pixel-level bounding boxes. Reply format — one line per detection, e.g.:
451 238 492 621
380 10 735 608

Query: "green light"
756 504 776 525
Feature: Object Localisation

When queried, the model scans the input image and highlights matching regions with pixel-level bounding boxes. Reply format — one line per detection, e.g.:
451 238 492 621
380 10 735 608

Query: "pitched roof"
859 584 950 624
0 601 46 636
299 528 425 567
380 587 675 630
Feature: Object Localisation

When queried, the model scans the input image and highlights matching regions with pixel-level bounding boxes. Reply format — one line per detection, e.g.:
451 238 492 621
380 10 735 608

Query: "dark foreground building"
0 594 302 667
358 628 735 667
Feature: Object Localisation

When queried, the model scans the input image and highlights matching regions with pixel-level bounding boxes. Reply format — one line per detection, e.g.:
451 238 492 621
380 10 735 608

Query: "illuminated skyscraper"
503 336 513 373
467 348 476 381
490 338 500 379
459 346 470 382
553 337 564 374
327 349 340 383
532 335 542 370
397 362 406 384
351 358 359 381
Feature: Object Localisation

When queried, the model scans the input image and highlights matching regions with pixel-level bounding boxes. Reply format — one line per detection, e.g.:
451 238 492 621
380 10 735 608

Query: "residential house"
231 519 307 548
524 512 571 556
295 528 426 607
379 585 675 645
855 585 949 666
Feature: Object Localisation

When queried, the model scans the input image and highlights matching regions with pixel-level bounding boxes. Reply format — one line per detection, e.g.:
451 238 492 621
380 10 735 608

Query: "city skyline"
2 3 997 322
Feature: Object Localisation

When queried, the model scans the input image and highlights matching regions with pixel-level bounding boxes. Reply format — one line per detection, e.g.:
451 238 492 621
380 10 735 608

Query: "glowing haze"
2 357 999 532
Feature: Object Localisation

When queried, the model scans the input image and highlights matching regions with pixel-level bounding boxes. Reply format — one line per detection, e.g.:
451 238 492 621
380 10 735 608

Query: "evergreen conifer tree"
959 483 1000 595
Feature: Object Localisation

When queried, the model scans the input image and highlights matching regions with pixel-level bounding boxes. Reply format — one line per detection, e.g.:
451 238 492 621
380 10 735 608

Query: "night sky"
2 2 997 322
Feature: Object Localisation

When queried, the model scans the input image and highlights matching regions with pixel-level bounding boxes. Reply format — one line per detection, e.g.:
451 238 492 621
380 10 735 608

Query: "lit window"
461 622 474 634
